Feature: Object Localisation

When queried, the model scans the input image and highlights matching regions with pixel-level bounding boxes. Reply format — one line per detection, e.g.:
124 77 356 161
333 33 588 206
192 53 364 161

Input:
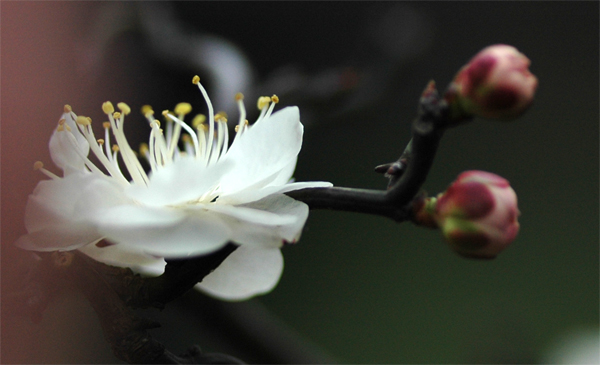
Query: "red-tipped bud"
445 44 538 121
415 171 520 259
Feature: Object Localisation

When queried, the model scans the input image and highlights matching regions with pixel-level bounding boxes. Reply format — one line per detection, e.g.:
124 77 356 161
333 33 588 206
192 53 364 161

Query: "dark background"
2 2 598 363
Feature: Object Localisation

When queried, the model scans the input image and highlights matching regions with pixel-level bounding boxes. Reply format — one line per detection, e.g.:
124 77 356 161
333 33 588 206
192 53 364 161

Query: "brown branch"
287 81 460 221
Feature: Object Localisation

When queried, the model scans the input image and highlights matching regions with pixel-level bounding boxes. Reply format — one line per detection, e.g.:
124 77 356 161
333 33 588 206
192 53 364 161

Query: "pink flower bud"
416 171 520 259
446 44 538 120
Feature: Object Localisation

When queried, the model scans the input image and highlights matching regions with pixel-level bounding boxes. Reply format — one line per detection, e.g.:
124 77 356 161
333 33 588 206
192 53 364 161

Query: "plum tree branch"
287 80 460 221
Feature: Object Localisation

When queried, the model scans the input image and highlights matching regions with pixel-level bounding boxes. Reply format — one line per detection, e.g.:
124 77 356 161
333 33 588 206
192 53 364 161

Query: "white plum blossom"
16 76 332 300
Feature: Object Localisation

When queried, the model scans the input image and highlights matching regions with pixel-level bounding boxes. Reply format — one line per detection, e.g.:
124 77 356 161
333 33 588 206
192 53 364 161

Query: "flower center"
38 76 280 192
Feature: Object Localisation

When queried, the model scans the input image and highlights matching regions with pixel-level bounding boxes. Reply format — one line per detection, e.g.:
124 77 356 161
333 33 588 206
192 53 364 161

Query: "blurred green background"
2 2 598 364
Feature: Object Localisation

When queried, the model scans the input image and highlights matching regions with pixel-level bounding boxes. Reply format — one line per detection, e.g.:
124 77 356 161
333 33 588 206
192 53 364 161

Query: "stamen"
75 116 91 126
192 114 206 129
117 102 131 115
196 123 208 162
193 79 216 165
139 143 149 157
174 102 192 116
74 120 128 184
264 97 278 119
64 105 72 113
33 161 59 180
151 120 169 167
107 111 149 186
162 110 200 160
141 105 154 117
61 128 107 176
102 102 115 115
103 122 112 162
148 127 158 172
162 111 176 159
210 116 227 164
181 134 194 156
256 96 272 122
220 115 229 157
235 120 249 133
257 96 271 110
227 93 247 152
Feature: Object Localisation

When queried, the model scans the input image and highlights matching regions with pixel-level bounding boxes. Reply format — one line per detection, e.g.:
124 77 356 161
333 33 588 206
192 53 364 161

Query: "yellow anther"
271 95 279 104
58 118 66 126
33 161 44 170
64 105 72 113
192 114 206 127
181 134 192 143
215 112 228 123
117 102 131 115
257 96 272 110
97 139 105 145
57 125 65 132
234 120 248 133
102 121 111 129
197 123 208 132
150 120 161 128
113 112 121 119
102 101 115 115
161 110 170 117
65 125 72 131
174 102 192 115
76 115 92 126
192 75 200 85
141 105 154 116
235 92 244 101
139 143 149 155
112 145 120 152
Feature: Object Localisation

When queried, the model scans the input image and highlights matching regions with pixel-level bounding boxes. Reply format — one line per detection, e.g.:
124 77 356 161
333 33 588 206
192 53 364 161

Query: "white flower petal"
195 246 283 301
78 243 166 276
91 204 187 228
95 206 232 258
16 223 101 251
218 107 303 195
22 172 109 232
125 156 233 207
219 194 310 247
49 114 90 172
200 203 299 226
267 156 297 186
218 181 333 206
